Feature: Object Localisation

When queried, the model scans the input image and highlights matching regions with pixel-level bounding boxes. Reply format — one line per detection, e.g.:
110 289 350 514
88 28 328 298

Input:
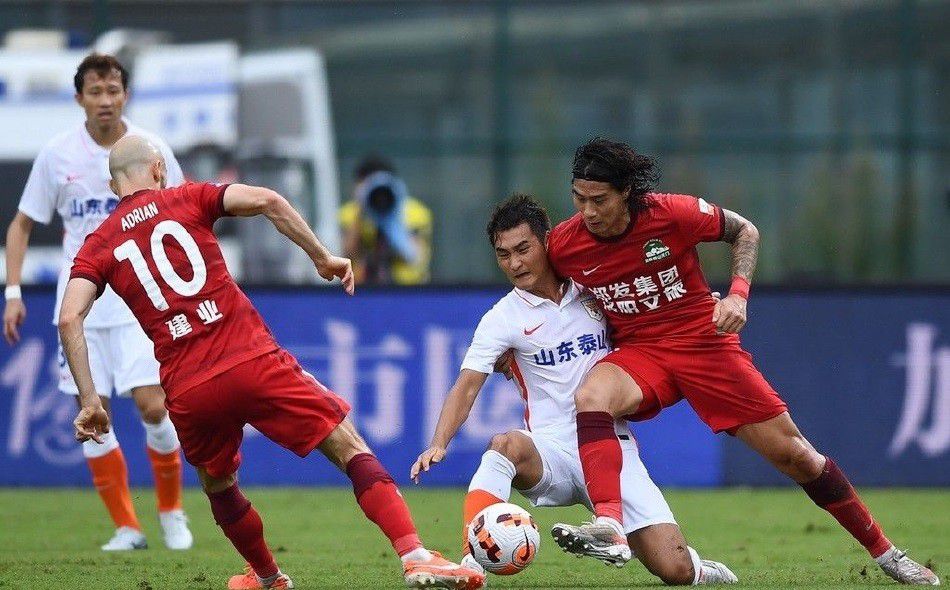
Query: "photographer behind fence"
339 156 432 286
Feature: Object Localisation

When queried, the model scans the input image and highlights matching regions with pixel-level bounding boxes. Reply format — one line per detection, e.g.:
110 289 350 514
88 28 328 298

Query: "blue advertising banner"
2 288 946 488
0 287 718 488
723 292 950 486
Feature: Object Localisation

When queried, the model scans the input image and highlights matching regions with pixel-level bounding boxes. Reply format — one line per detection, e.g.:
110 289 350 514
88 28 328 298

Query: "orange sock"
87 447 141 530
147 447 183 512
462 489 504 555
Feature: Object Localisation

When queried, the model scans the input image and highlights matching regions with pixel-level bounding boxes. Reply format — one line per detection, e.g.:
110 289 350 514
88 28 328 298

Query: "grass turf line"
0 488 946 589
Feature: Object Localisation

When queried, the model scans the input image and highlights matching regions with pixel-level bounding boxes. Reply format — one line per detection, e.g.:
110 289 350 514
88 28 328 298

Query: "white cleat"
551 521 632 567
698 559 739 584
159 509 194 550
101 526 147 551
876 547 940 585
459 554 486 579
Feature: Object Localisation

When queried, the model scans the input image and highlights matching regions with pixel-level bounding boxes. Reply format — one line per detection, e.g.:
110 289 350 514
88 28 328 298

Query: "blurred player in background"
549 137 939 586
2 54 192 551
411 194 737 585
62 135 485 590
340 155 432 285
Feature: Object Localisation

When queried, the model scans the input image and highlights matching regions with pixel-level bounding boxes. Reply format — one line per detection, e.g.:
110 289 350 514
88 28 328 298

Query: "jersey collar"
513 279 580 309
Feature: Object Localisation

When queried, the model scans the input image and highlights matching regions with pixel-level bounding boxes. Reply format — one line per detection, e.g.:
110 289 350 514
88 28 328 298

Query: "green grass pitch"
0 488 946 589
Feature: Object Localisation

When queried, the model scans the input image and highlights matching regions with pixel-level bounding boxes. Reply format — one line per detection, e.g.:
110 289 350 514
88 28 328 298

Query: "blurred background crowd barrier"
0 0 947 285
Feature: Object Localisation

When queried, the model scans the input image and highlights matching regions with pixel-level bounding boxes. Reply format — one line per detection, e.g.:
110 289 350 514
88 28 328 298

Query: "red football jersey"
71 182 278 398
548 193 725 344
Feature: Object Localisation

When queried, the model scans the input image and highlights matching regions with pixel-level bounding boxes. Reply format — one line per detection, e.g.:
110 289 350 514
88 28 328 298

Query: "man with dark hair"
3 53 193 551
548 137 938 585
340 155 432 285
411 193 737 585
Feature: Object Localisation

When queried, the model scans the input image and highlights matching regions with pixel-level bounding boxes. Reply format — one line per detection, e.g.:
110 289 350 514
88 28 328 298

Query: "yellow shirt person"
340 161 432 285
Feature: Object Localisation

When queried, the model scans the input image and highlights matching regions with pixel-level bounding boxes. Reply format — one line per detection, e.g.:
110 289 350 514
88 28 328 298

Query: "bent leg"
319 418 425 559
574 362 643 525
737 412 891 558
462 431 542 552
628 524 695 586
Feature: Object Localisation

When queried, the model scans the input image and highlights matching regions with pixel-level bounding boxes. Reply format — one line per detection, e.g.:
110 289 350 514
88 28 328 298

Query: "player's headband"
571 162 616 185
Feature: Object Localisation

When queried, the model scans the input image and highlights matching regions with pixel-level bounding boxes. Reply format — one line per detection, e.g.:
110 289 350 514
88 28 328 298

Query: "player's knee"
574 383 604 412
775 437 823 481
651 555 695 586
138 403 167 424
487 432 522 464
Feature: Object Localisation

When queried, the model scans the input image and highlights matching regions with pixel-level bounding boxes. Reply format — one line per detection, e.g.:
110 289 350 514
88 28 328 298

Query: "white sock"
401 547 434 564
467 450 516 500
143 415 180 454
687 546 703 585
875 546 898 565
594 515 624 538
82 428 120 458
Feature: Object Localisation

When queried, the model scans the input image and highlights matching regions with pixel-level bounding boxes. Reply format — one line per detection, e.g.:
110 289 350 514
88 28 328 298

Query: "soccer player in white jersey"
3 54 192 551
411 195 736 585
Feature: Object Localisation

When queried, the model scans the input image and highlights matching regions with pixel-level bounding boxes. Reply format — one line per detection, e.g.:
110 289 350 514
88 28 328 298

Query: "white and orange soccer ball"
466 502 540 575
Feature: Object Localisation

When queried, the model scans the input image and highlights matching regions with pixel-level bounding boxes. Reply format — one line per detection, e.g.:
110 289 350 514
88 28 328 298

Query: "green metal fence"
4 0 948 284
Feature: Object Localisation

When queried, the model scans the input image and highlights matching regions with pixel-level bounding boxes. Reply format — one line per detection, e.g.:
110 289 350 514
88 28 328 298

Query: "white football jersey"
18 119 184 328
461 280 610 448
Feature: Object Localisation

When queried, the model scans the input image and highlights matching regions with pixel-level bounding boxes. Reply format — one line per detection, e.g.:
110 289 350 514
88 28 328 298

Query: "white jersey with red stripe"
461 280 610 448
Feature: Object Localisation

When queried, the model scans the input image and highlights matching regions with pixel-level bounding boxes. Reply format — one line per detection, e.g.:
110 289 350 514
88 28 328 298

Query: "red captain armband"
728 276 750 300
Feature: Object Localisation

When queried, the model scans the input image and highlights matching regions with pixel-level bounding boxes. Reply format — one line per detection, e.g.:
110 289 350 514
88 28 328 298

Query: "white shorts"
516 425 676 534
58 322 160 397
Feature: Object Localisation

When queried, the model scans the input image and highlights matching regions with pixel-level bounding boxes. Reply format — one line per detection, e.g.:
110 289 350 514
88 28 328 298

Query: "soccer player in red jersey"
59 135 485 590
546 138 938 586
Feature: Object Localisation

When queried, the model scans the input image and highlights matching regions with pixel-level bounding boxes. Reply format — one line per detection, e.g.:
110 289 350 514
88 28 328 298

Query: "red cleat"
403 550 486 589
227 564 294 589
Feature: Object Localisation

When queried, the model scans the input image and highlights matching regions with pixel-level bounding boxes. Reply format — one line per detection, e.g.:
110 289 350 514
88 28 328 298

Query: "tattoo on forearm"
722 209 758 280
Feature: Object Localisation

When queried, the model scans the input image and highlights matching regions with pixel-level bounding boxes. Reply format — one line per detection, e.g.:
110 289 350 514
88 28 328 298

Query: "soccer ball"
466 502 540 575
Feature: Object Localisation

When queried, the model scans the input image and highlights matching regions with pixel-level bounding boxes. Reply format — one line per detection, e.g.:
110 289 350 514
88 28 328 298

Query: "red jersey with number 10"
548 193 725 345
70 182 278 398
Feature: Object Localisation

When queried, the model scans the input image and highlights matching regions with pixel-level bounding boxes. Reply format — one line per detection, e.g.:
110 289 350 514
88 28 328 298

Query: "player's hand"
493 349 514 381
316 255 355 295
73 404 111 444
410 446 447 484
712 294 747 334
3 298 26 345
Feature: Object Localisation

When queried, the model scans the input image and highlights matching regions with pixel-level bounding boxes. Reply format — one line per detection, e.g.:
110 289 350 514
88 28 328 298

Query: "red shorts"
599 336 787 435
165 348 350 478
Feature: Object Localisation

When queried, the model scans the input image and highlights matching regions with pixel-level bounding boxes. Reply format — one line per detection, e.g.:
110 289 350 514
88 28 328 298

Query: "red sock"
800 457 891 558
347 453 422 557
577 411 623 524
207 484 278 579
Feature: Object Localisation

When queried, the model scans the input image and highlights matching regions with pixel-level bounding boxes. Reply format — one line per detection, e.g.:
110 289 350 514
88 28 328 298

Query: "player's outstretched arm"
3 213 35 345
58 277 110 443
713 208 760 334
410 369 488 483
222 184 355 294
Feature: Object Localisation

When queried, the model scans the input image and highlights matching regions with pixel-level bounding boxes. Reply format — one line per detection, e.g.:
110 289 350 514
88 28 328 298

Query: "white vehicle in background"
0 29 340 284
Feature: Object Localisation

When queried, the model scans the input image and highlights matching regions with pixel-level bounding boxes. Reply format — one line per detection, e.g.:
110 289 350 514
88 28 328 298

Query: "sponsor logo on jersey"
698 198 714 215
643 238 671 263
581 297 604 321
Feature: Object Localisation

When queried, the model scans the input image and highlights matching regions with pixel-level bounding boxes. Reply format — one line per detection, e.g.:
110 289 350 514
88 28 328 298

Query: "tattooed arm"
712 208 760 333
721 208 760 281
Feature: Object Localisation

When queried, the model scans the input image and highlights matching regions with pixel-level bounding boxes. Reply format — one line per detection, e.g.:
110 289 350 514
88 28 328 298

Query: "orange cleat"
227 564 294 589
403 551 486 589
